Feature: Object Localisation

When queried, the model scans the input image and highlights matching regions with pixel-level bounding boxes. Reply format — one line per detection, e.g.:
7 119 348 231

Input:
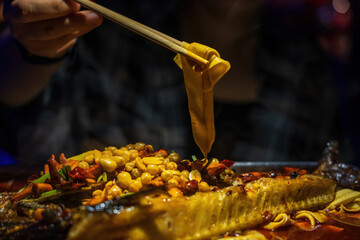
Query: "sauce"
258 219 360 240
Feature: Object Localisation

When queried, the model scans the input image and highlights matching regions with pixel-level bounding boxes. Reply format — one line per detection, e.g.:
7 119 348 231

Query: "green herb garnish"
103 172 108 182
96 172 108 183
39 189 62 198
32 173 50 184
58 165 71 180
97 174 103 183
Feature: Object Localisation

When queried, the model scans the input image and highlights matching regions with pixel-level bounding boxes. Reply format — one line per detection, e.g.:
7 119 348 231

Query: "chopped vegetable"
39 189 62 198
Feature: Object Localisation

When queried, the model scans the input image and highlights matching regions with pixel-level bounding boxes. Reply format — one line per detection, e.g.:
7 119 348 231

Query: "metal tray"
232 161 319 173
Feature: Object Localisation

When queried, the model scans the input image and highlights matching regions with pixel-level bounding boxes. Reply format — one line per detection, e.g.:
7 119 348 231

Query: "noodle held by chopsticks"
174 42 230 158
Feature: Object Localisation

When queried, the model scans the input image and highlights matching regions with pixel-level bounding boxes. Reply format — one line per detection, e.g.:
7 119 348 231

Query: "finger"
5 0 80 23
13 10 103 41
23 24 100 58
25 34 78 58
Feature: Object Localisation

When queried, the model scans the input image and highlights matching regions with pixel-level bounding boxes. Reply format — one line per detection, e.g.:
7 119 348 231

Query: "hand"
3 0 103 59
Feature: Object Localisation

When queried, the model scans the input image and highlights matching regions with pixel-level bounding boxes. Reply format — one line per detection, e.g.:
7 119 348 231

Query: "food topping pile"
3 142 238 208
0 142 359 240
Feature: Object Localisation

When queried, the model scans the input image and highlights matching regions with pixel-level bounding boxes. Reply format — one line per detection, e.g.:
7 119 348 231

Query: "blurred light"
333 0 350 14
0 149 17 166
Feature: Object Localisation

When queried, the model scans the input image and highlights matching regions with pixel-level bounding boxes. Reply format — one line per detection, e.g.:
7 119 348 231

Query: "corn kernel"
173 175 181 183
113 149 130 158
117 172 132 189
198 181 210 192
189 170 202 182
167 178 178 187
161 170 173 182
165 162 177 170
146 164 159 175
180 170 190 179
179 176 187 186
171 170 181 176
135 157 146 171
111 156 126 168
101 150 113 158
94 149 101 164
134 142 146 151
107 185 122 199
100 158 117 173
83 153 95 164
125 144 135 150
158 164 165 172
106 146 117 152
129 179 143 192
169 162 178 170
78 161 89 170
129 151 139 161
140 172 152 185
163 158 170 166
143 157 163 165
125 162 135 172
131 168 141 178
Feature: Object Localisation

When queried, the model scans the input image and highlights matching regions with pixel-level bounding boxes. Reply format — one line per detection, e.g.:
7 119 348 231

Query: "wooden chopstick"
73 0 209 65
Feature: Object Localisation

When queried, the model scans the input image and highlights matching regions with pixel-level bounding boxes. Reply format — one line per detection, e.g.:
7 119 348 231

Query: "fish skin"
67 175 336 240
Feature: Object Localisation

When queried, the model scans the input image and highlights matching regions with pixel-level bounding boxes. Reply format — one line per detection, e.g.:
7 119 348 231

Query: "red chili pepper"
221 159 234 168
206 163 227 176
69 167 95 181
87 164 102 178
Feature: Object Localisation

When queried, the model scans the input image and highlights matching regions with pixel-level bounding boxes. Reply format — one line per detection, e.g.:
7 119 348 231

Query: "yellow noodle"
340 198 360 212
174 43 230 158
295 210 328 226
326 189 360 210
263 213 294 230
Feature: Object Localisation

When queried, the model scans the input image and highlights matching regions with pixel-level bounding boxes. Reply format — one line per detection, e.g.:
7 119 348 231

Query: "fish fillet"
67 175 336 240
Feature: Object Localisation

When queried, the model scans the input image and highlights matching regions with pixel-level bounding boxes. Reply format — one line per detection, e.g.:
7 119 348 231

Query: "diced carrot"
10 185 33 203
32 183 53 197
48 157 65 185
44 164 49 174
59 153 67 165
